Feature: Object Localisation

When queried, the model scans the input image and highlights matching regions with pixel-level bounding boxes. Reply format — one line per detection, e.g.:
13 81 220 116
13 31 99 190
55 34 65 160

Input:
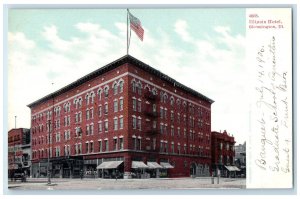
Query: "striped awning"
96 161 123 169
224 165 240 171
147 162 163 169
131 161 149 169
160 162 174 169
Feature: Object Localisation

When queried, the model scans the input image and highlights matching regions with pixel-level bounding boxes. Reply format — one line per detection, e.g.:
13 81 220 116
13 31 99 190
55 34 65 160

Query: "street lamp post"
47 119 51 185
47 83 55 185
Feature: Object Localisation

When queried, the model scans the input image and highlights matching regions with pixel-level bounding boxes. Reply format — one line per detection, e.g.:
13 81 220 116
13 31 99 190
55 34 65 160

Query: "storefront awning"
96 161 123 169
225 165 240 171
160 162 174 169
131 161 149 169
147 162 163 169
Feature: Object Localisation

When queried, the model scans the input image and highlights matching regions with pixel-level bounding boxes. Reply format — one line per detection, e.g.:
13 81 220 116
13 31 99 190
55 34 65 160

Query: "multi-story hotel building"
8 128 31 177
28 55 213 178
211 130 237 177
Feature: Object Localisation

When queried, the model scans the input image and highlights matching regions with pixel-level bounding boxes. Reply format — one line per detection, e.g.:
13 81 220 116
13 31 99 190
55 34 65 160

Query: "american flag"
129 12 144 41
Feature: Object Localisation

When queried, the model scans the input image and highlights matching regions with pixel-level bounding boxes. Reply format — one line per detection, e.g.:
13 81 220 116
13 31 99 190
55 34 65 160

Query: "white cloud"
174 19 192 42
8 20 247 144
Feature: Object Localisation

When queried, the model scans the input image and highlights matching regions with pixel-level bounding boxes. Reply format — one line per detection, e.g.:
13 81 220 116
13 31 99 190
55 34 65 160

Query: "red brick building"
8 128 31 177
211 130 237 177
28 55 213 178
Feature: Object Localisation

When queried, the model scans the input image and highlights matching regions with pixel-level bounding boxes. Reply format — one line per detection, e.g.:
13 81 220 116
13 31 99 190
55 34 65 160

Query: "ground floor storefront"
31 151 211 179
211 164 240 178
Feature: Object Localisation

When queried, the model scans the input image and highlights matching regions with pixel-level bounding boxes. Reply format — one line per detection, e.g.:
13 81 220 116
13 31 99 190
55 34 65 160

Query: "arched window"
163 93 168 103
104 86 109 97
113 82 118 95
132 80 136 93
160 92 164 103
90 92 95 104
137 82 142 95
170 96 175 106
144 84 151 91
98 88 102 101
85 94 89 105
152 88 158 95
119 80 124 93
78 97 82 108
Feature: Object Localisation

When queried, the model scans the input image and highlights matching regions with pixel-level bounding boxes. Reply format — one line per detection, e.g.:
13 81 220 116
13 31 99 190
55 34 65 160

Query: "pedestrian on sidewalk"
80 169 83 180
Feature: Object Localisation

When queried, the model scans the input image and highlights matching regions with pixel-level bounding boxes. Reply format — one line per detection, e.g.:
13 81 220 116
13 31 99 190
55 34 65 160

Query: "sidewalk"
8 177 246 190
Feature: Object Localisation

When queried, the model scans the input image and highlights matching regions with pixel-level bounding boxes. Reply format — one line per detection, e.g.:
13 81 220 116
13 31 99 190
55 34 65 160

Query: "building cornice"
27 55 214 108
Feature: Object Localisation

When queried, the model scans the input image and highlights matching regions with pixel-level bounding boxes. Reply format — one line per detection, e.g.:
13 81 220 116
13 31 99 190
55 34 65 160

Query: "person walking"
80 169 83 180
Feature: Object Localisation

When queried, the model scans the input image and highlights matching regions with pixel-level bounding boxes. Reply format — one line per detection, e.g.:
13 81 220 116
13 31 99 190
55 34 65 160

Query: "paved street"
8 177 246 190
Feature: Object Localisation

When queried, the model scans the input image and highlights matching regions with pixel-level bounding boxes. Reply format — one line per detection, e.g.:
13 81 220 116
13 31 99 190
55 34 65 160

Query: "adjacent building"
27 55 214 179
235 142 246 177
211 130 238 177
8 128 31 177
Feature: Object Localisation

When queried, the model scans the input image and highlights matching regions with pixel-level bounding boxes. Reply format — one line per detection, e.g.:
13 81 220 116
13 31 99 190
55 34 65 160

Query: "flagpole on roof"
127 9 129 55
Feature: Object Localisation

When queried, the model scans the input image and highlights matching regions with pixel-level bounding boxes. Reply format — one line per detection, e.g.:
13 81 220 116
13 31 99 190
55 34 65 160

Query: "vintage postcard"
5 6 294 193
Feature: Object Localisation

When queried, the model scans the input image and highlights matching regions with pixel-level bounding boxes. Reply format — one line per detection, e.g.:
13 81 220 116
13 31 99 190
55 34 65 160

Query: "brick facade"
211 130 235 177
8 128 31 176
28 55 213 178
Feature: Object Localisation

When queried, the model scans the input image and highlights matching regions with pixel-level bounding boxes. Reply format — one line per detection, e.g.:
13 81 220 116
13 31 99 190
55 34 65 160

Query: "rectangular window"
119 138 124 150
104 121 108 132
79 112 82 122
153 104 156 113
132 117 136 129
86 110 89 120
104 103 108 114
177 113 180 123
75 114 78 123
98 106 102 117
114 139 118 150
153 120 157 129
171 111 174 122
119 99 124 111
104 140 108 151
178 145 181 154
160 124 164 134
90 124 94 135
133 99 136 111
86 125 89 135
160 107 164 119
171 127 174 136
119 117 124 129
138 118 142 130
98 122 102 133
98 141 102 152
86 142 89 153
78 144 82 154
137 138 141 150
132 138 136 150
90 142 94 153
152 138 156 150
137 101 141 112
114 100 118 112
160 142 163 152
164 109 167 119
177 127 180 136
114 118 118 130
90 108 94 119
171 143 174 153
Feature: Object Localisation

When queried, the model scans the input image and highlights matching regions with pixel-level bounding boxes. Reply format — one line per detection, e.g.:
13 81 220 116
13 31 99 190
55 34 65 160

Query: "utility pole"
47 83 54 186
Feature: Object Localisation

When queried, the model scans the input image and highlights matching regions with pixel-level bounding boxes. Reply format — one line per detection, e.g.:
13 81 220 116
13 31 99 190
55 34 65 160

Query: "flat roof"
28 55 214 108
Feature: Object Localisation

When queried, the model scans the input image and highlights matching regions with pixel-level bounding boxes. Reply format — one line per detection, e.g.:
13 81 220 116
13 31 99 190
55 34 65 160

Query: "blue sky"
8 8 247 144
